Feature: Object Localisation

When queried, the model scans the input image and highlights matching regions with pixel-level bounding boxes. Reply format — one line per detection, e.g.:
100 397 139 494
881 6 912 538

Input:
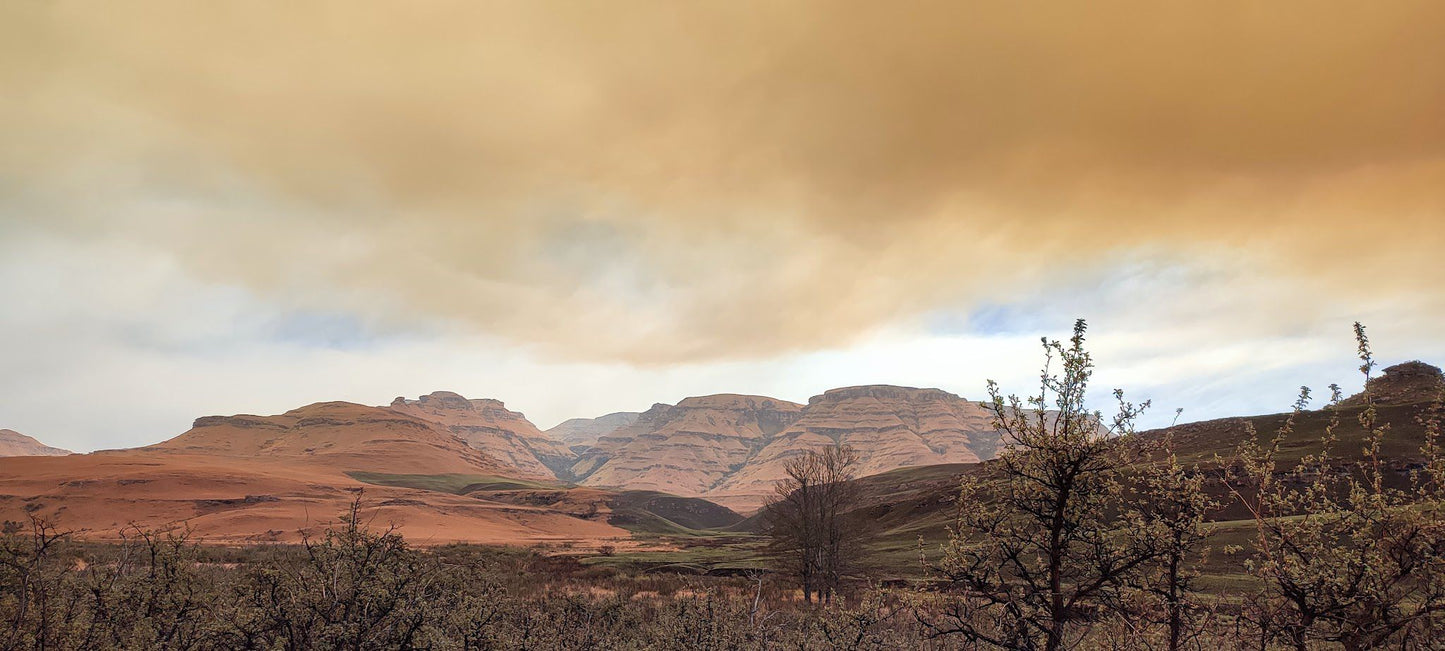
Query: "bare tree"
932 319 1157 650
765 445 870 604
1231 323 1445 650
0 515 82 651
1131 437 1221 651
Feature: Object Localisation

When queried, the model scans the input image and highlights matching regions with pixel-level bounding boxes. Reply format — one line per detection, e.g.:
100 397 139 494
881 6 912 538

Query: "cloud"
1 1 1442 363
1 226 1438 452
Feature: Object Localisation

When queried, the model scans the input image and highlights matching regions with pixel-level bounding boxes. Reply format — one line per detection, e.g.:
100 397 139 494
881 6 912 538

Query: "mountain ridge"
571 385 1012 510
546 412 641 452
0 429 71 457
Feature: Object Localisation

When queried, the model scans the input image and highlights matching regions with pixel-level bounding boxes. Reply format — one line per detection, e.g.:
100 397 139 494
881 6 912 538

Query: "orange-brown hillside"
150 400 531 477
0 401 623 545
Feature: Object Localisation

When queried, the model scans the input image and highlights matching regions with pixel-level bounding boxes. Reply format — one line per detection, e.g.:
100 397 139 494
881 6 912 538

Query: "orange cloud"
2 1 1442 362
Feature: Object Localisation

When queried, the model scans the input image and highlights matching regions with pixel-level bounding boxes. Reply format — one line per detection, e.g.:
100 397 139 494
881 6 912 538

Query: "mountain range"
1 362 1440 547
566 387 1007 509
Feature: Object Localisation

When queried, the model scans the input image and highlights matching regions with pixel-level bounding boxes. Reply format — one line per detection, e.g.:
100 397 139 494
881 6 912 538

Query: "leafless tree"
1230 323 1445 650
932 319 1158 651
1130 436 1221 651
764 445 871 604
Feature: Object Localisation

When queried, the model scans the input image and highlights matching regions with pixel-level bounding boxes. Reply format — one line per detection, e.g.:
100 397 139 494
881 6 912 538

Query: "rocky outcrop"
712 386 1002 507
572 395 804 496
0 429 71 457
388 392 576 480
1342 361 1445 407
572 386 1009 511
546 412 640 451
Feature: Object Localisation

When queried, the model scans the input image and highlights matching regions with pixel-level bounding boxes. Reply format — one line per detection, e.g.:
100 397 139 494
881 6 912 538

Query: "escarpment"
571 395 805 497
388 391 577 480
571 386 1010 510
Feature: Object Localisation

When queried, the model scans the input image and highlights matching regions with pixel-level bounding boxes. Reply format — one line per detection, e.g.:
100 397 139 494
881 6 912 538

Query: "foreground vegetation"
2 501 954 650
5 322 1444 649
4 496 1442 650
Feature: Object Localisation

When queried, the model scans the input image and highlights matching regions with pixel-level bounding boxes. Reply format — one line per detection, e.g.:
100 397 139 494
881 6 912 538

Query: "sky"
2 1 1443 452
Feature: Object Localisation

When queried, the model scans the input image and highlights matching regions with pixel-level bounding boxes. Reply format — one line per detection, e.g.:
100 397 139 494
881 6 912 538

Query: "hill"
151 400 527 477
343 471 744 536
0 400 621 545
0 429 71 457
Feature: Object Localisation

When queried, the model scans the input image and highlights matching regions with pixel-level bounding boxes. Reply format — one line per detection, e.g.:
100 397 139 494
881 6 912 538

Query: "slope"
0 429 71 457
0 401 623 545
389 392 576 480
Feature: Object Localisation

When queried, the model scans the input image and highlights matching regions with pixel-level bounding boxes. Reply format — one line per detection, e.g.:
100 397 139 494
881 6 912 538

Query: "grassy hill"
348 471 744 537
831 394 1443 582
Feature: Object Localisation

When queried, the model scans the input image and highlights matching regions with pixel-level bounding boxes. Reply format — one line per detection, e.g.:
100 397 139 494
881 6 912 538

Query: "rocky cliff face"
0 429 71 457
571 395 804 496
388 392 576 479
546 412 640 451
712 386 1002 507
572 386 1008 510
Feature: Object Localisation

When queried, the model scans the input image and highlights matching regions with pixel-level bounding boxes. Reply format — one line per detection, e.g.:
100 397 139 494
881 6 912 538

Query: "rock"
571 395 804 496
1342 361 1445 406
573 385 1012 511
389 392 577 480
712 386 1002 508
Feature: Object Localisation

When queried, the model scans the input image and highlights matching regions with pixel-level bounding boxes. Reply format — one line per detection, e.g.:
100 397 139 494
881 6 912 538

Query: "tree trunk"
1168 550 1182 651
1048 514 1066 651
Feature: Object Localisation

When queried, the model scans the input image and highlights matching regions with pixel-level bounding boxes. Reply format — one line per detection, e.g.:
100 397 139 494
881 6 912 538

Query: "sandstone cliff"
388 391 576 479
712 385 1001 506
571 395 804 496
571 386 1009 510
